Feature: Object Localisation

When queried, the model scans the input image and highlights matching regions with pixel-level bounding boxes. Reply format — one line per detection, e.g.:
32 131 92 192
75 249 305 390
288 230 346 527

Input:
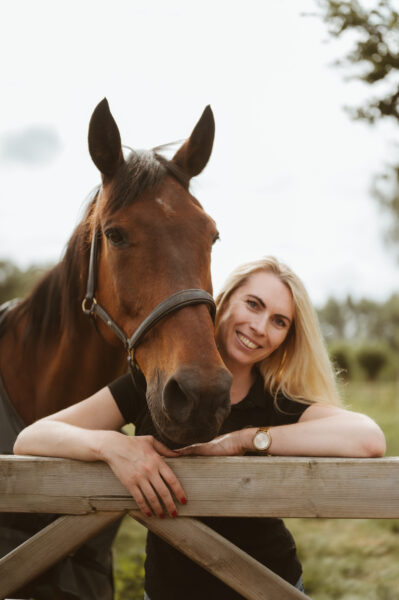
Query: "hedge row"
329 342 398 381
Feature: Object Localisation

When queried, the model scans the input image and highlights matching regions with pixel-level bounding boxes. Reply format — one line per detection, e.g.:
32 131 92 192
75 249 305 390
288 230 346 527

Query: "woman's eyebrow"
248 294 266 308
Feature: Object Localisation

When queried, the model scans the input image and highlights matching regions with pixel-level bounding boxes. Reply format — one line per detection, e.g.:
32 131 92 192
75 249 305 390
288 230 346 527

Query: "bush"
356 345 389 381
329 342 353 380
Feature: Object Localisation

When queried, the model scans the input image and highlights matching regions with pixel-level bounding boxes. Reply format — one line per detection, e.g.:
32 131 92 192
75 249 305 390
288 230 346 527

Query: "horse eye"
212 232 220 245
104 228 125 247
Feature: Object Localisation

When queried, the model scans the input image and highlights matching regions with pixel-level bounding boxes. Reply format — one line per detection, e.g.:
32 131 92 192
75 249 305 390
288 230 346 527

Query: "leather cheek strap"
127 289 216 353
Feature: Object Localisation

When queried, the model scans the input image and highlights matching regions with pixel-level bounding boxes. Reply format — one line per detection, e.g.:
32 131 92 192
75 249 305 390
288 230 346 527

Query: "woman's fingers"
129 484 153 517
159 463 187 508
175 443 210 456
176 433 244 456
139 463 187 517
150 473 179 517
152 438 179 457
140 479 166 517
108 435 187 517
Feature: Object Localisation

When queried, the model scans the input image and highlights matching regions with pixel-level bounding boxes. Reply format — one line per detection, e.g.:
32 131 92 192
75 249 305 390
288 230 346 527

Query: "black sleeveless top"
109 373 309 600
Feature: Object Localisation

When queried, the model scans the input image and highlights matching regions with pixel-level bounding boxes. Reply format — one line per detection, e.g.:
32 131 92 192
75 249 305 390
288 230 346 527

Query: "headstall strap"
82 189 216 393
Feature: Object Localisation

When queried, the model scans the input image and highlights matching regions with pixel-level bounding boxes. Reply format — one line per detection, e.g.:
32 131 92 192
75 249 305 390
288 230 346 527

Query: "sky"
0 0 398 306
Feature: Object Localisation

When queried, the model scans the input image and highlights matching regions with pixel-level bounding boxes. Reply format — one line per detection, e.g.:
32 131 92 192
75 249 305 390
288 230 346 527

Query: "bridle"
81 196 216 387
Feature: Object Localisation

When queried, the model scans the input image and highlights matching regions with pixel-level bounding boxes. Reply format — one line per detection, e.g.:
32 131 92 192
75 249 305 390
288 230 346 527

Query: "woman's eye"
274 318 286 328
105 228 125 246
246 299 258 310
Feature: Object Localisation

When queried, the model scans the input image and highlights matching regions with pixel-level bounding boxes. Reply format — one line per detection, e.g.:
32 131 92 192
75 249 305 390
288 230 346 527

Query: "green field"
113 381 399 599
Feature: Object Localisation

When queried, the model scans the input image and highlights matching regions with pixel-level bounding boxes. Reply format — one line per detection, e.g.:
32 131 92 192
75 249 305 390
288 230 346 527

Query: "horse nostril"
163 376 195 424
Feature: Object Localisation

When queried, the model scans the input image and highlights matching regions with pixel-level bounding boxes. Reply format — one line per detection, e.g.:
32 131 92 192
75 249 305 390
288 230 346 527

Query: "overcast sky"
0 0 398 305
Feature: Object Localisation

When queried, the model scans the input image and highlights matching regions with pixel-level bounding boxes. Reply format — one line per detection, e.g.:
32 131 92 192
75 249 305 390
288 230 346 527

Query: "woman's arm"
254 405 386 457
14 387 187 518
13 387 126 460
176 405 386 458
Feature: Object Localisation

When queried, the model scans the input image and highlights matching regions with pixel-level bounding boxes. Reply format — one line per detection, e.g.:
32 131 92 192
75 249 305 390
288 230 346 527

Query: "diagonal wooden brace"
0 511 123 599
130 512 308 600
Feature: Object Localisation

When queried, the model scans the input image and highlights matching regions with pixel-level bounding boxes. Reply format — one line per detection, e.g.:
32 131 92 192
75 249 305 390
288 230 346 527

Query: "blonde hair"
215 257 341 407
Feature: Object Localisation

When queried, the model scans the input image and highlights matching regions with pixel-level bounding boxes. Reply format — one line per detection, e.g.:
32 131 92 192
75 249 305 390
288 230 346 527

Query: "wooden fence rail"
0 455 398 599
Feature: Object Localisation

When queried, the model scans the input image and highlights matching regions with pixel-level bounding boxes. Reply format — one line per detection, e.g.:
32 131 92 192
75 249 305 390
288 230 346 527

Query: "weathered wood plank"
0 511 123 599
1 455 399 518
130 511 306 600
0 493 93 513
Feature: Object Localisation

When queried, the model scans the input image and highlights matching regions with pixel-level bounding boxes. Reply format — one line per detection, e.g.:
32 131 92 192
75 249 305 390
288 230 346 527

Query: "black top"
109 372 309 600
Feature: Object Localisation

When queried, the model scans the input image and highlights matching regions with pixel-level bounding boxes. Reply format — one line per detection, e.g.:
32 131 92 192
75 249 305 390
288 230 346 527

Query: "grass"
113 381 399 599
114 517 146 600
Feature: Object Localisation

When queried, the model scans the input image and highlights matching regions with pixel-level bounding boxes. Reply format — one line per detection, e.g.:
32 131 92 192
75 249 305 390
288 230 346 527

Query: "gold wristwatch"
253 427 272 454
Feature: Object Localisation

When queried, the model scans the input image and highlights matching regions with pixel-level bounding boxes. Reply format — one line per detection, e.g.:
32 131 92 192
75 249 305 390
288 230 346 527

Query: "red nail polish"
160 512 165 519
172 510 178 518
181 497 187 504
146 512 152 517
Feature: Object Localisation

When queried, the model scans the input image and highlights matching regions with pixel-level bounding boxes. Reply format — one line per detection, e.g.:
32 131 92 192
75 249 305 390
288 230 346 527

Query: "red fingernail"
146 512 152 517
160 512 165 519
181 497 187 504
172 510 178 518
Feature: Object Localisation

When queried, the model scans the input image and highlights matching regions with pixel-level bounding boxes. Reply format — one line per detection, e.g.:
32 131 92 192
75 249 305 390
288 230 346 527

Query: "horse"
0 98 232 599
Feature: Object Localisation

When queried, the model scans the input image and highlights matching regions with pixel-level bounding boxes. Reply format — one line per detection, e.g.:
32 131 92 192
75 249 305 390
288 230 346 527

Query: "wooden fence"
0 455 398 599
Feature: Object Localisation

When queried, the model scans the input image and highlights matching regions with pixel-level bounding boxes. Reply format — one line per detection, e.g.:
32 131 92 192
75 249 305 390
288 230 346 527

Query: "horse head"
87 99 232 446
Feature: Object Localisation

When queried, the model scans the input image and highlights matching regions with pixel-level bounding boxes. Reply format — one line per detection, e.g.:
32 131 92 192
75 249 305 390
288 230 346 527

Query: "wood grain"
1 455 398 518
130 512 307 600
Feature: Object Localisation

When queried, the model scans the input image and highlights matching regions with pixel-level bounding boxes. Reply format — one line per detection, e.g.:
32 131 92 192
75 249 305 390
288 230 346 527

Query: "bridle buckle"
128 347 136 365
82 297 97 315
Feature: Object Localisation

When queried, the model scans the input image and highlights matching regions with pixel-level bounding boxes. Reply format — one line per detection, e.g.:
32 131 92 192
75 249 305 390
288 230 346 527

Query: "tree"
315 0 399 255
0 260 47 305
318 293 399 351
317 297 349 339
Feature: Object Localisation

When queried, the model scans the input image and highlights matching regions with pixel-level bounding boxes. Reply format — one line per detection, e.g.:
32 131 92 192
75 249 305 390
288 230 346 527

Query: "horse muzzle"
148 366 232 446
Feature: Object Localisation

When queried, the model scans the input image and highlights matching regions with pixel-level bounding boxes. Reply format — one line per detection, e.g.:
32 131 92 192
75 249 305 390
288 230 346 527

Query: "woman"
14 257 385 599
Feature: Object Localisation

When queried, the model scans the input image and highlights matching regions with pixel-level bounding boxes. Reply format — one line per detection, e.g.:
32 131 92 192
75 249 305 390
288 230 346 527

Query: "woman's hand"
102 432 187 518
175 430 248 456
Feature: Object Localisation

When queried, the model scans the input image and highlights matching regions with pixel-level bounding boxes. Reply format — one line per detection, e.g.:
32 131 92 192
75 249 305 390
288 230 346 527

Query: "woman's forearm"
13 420 114 462
240 413 386 458
14 420 187 518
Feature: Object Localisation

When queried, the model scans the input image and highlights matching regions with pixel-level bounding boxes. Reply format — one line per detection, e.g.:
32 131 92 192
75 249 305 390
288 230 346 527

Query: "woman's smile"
236 331 261 350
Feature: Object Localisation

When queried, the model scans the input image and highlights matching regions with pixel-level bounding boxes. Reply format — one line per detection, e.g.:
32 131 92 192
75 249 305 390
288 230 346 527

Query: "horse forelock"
105 150 189 215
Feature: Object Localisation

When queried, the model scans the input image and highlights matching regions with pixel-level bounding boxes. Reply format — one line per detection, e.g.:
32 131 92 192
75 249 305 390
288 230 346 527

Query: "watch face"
254 431 270 451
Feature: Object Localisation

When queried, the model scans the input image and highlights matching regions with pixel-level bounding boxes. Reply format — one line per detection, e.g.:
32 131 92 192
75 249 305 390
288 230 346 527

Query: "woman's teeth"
237 332 259 350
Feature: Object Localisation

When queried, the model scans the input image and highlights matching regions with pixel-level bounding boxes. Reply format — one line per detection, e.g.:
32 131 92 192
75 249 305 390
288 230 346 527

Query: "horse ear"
172 105 215 178
88 98 124 180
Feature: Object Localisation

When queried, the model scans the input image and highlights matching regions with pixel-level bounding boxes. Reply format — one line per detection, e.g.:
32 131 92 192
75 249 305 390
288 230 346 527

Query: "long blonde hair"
215 257 341 407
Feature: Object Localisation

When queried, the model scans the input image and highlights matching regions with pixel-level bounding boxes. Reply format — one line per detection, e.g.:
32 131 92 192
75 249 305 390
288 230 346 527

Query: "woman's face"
216 270 294 373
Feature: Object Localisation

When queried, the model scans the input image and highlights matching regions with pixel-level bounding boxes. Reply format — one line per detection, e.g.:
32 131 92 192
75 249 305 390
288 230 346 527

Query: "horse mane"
2 205 93 344
1 150 189 343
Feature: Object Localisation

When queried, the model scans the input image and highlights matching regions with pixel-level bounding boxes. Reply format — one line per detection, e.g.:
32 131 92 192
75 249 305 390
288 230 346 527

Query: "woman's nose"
250 314 269 335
